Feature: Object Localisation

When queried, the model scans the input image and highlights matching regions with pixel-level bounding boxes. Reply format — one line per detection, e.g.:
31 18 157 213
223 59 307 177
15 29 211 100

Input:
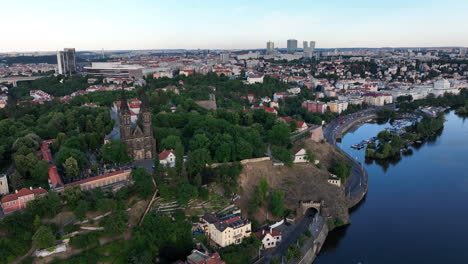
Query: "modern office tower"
287 39 298 54
57 48 77 76
303 41 309 51
220 52 230 64
266 41 275 54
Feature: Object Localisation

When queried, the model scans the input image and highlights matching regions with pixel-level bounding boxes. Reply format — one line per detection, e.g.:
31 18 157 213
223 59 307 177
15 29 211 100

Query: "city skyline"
2 0 468 52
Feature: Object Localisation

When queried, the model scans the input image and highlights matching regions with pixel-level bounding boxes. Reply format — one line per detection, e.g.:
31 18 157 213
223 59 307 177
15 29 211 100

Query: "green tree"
160 135 182 150
131 169 153 199
269 189 285 217
32 226 55 249
188 148 211 175
31 160 49 183
267 124 291 146
190 134 210 150
64 157 79 180
101 139 132 165
100 210 128 235
97 198 117 214
175 142 184 174
55 147 87 170
305 149 316 163
74 200 89 221
63 186 83 208
271 146 293 166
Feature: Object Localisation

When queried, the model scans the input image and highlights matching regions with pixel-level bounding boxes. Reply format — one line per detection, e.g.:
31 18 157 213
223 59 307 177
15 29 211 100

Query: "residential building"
328 175 341 187
180 69 195 76
0 174 8 195
186 250 226 264
327 100 349 114
255 228 282 249
302 100 327 113
292 146 307 163
247 74 264 84
220 52 230 64
57 48 76 76
1 187 47 214
362 93 393 106
252 105 278 115
287 39 298 54
0 94 7 108
201 213 251 248
278 117 308 132
159 150 176 167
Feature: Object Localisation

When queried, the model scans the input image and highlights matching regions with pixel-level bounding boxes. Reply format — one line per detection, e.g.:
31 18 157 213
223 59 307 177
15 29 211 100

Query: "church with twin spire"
119 90 156 160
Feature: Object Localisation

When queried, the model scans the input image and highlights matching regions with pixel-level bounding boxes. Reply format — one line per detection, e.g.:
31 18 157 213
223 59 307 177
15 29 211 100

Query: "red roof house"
1 187 47 214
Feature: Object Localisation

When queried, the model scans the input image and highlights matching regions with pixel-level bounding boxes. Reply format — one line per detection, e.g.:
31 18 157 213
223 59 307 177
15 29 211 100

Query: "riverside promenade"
323 108 380 208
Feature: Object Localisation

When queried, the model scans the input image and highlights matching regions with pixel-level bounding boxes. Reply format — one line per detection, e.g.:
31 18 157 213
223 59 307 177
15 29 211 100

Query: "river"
315 111 468 264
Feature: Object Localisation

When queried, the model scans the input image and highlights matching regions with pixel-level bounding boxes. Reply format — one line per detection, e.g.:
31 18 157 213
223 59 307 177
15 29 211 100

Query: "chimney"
262 229 265 235
15 190 18 193
270 227 273 233
30 186 33 190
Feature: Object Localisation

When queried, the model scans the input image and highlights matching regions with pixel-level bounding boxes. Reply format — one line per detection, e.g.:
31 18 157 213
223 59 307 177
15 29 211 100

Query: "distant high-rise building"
266 41 275 54
303 41 316 58
309 41 316 53
57 48 76 76
287 39 298 54
220 52 230 64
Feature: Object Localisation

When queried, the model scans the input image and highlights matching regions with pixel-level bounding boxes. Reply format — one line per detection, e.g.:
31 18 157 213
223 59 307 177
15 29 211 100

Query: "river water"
315 111 468 264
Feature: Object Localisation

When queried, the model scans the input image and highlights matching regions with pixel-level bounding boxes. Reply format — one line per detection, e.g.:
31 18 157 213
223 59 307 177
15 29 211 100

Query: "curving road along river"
316 111 468 264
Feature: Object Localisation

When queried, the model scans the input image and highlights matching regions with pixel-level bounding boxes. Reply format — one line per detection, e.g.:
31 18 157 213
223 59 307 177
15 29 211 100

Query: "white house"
255 229 282 249
159 150 176 167
247 74 264 84
327 174 341 187
292 147 307 163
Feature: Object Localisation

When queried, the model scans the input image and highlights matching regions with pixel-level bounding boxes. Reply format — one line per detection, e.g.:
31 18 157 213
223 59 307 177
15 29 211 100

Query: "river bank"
316 111 468 264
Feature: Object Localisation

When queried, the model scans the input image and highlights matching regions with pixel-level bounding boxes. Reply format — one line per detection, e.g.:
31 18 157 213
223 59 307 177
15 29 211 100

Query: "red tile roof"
65 170 131 187
1 187 47 203
159 150 175 160
254 229 282 240
292 146 303 155
48 165 62 185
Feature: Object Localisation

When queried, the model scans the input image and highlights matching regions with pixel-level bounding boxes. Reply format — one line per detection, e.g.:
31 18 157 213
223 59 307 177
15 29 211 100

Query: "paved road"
259 212 316 264
322 106 398 200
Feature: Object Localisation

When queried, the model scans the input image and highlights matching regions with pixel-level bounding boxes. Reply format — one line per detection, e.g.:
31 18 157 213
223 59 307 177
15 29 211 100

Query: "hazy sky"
2 0 468 52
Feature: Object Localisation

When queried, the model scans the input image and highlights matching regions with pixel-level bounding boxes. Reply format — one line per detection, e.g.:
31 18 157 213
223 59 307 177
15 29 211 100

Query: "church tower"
119 88 132 140
140 97 152 137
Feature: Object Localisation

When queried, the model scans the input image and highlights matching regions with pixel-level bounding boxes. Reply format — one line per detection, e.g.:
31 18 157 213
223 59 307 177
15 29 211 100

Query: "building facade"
0 174 8 195
266 41 275 55
255 229 282 249
287 39 298 54
1 187 47 214
119 91 156 160
302 100 327 113
63 169 131 191
57 48 77 76
201 213 251 248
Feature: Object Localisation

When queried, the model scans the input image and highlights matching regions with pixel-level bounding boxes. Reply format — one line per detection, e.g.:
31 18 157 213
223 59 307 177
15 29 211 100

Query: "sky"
2 0 468 52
